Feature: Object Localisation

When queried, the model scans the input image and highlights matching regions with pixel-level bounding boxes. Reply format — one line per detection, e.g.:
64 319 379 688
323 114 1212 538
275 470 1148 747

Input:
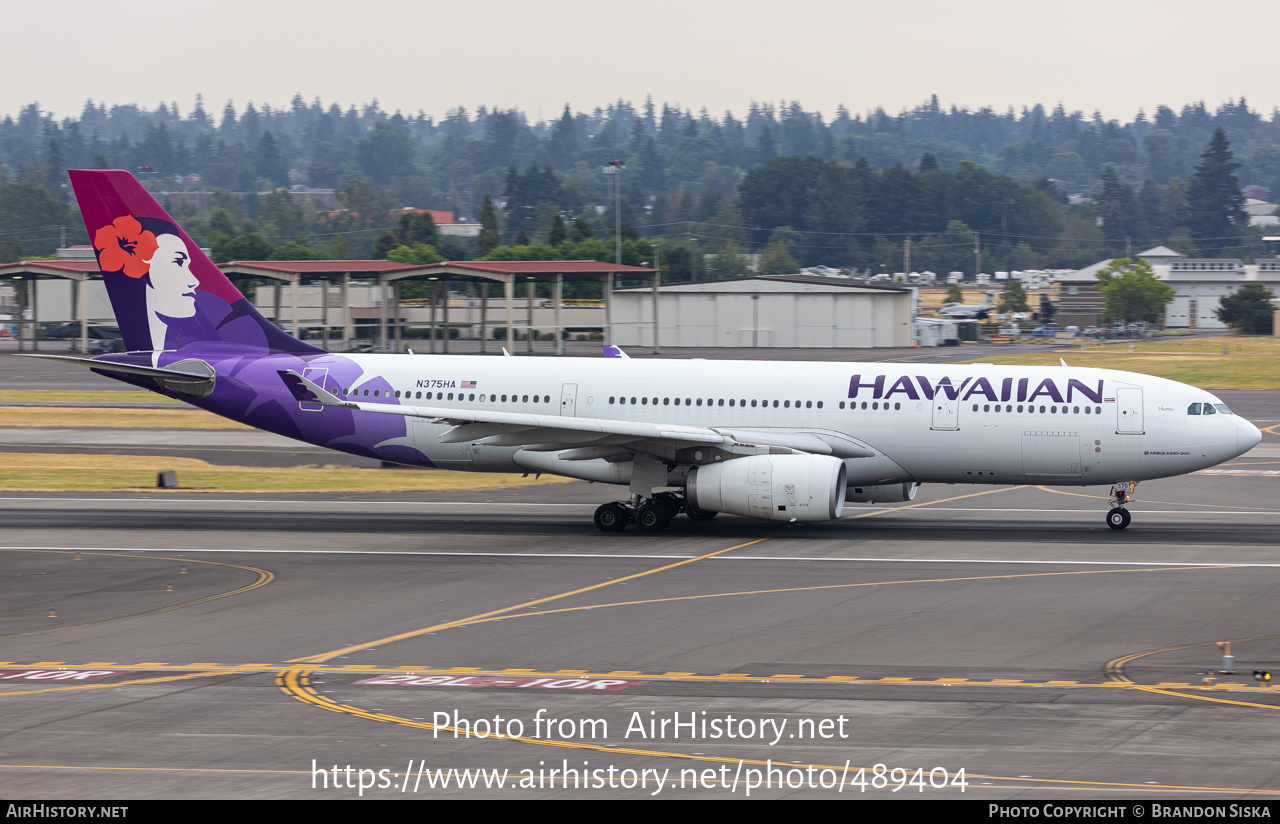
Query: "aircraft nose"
1236 417 1263 456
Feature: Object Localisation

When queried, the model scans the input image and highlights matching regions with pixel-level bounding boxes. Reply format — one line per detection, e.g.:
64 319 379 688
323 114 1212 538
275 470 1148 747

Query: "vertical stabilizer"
69 170 320 357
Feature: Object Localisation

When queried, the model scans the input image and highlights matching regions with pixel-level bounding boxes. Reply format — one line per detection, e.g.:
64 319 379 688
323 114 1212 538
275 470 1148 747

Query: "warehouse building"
610 275 915 348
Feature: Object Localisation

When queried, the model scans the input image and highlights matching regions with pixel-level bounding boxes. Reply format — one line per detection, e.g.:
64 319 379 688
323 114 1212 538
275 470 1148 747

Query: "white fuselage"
320 354 1258 488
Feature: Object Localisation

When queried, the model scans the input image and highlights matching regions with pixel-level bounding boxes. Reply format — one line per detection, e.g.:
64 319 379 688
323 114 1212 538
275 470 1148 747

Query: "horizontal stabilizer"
18 353 213 383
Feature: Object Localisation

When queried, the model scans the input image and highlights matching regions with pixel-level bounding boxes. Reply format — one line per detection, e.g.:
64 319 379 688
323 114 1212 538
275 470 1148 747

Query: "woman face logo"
144 233 199 318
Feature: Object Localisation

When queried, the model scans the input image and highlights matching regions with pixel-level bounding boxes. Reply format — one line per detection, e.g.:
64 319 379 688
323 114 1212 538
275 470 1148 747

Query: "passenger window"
718 399 724 407
752 400 758 407
652 398 657 405
785 400 791 408
1073 406 1079 414
523 395 529 403
728 399 734 407
806 401 812 408
972 404 978 412
664 398 670 405
1095 407 1101 414
894 402 901 410
447 392 454 400
674 398 681 405
740 399 746 407
1050 406 1057 414
1017 405 1023 412
642 397 648 405
502 394 509 402
983 404 989 412
696 399 703 406
773 400 780 408
469 393 475 401
839 402 845 409
1039 406 1046 413
609 396 615 404
631 397 637 404
861 402 867 410
685 398 691 405
1085 406 1091 414
817 401 823 409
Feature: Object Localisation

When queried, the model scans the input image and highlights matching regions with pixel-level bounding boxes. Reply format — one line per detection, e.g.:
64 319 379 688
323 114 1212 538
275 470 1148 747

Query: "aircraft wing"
278 370 853 458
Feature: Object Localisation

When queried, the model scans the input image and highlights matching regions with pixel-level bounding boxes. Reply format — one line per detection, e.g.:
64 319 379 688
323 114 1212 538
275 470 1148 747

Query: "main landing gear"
593 492 717 533
1106 481 1137 530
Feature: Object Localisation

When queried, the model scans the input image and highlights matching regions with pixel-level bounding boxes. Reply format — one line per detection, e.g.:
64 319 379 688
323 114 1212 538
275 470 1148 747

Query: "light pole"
603 160 625 265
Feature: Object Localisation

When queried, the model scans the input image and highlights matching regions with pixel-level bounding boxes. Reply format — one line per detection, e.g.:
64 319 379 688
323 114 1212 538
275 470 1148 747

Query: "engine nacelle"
687 454 847 522
845 482 919 504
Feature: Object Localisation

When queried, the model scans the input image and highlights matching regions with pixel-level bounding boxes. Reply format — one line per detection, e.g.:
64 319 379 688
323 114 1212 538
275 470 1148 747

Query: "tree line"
0 94 1273 275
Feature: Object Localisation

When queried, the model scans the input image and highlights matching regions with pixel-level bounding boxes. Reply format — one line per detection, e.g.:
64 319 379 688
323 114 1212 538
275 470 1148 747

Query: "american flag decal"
461 380 477 389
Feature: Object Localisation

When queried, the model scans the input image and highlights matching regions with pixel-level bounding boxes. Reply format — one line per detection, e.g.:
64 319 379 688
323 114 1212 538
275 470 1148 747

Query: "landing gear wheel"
594 502 629 532
635 501 673 532
1106 507 1131 530
684 500 718 521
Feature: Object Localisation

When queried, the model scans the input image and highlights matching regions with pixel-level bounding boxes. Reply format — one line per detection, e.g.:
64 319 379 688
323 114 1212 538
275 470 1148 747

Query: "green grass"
0 453 578 493
961 337 1280 388
0 406 250 429
0 389 180 404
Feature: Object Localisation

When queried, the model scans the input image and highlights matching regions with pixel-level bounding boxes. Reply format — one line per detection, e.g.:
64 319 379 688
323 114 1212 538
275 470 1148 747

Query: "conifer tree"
1185 128 1248 257
477 194 501 257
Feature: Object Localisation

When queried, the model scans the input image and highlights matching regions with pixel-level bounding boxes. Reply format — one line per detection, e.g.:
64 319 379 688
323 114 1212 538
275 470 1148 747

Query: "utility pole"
973 231 982 279
603 160 625 265
903 237 911 280
1126 236 1132 259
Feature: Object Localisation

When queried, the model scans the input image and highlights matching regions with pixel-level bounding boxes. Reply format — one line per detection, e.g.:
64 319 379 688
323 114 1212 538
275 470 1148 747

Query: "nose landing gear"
1106 481 1137 530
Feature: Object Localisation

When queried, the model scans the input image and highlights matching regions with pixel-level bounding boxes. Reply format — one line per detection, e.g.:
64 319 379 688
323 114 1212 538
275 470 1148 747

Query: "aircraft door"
560 383 578 417
1116 387 1144 434
931 397 959 430
1021 432 1082 478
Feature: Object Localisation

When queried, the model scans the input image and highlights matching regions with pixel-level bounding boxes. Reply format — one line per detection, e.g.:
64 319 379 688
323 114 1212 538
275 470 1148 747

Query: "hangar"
608 275 915 349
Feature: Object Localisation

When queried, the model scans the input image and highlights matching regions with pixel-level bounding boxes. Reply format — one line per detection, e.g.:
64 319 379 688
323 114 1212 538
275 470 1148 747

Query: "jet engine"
845 482 919 504
687 454 847 522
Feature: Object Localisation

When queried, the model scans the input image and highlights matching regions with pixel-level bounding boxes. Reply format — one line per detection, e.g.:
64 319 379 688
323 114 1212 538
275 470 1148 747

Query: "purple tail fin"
69 170 320 356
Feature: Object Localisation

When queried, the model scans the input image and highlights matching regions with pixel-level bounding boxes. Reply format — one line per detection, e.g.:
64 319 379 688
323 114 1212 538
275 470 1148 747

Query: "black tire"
635 501 672 532
594 502 629 532
1106 507 1131 530
684 501 718 521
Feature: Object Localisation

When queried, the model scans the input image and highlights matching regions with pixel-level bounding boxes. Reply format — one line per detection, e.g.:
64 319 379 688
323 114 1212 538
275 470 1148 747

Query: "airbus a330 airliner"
26 170 1262 532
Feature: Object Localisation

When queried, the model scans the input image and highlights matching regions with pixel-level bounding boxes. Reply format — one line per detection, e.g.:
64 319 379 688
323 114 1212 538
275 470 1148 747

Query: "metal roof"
616 274 910 292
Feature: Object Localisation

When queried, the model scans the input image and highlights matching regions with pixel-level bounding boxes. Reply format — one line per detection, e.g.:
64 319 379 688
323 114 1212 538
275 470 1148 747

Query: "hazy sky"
5 0 1273 124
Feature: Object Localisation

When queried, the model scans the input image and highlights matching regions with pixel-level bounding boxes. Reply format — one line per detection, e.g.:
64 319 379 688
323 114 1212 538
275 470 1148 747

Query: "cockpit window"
1214 404 1232 415
1202 404 1216 415
1188 403 1202 415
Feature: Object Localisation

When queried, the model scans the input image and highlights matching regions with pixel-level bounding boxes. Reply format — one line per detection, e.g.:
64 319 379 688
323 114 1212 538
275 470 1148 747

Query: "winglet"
1060 357 1069 367
603 344 630 359
278 370 350 407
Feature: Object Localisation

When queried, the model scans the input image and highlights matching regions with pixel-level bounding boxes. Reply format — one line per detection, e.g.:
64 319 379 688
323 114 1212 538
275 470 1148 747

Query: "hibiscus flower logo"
93 215 159 279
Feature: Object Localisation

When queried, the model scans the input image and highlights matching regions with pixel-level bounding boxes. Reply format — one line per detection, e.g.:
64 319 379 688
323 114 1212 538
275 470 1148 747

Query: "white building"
610 275 915 348
1057 246 1280 329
